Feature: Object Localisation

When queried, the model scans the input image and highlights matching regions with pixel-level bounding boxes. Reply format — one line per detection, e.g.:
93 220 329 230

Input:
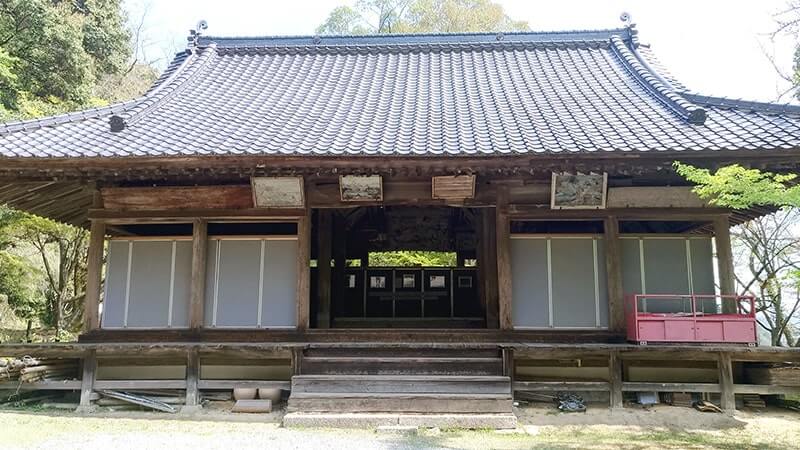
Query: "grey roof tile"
1 28 800 159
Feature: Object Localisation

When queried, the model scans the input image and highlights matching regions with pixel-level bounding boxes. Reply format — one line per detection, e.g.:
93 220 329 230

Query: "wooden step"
291 375 511 394
300 356 503 375
303 347 501 358
287 393 513 413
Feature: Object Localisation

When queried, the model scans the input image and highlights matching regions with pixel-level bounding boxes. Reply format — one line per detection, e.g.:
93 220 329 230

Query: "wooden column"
609 351 623 409
183 348 200 410
317 210 332 328
502 347 515 395
496 187 513 330
296 212 311 330
189 219 208 329
604 216 625 333
482 208 499 328
77 349 97 410
83 220 106 332
714 215 736 313
718 352 735 412
332 214 347 322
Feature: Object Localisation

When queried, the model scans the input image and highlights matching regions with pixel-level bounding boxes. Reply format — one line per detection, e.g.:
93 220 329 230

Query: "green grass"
1 409 799 450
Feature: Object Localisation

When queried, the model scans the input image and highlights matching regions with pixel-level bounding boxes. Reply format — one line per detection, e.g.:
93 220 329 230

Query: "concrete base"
282 412 518 429
179 405 203 414
74 405 98 414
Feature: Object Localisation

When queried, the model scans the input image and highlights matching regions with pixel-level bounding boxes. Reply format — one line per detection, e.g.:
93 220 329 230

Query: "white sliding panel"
511 236 607 329
102 239 191 329
205 237 298 328
620 236 716 313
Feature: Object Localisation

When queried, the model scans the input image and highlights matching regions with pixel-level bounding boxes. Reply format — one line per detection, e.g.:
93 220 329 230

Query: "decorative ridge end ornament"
187 20 209 48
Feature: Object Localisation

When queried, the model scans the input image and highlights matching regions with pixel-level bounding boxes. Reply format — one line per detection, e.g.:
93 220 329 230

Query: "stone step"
303 346 501 359
282 412 518 429
287 392 513 414
300 356 503 375
291 374 511 394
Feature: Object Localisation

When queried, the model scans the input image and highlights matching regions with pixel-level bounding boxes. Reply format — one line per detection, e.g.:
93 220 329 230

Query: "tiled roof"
1 26 800 159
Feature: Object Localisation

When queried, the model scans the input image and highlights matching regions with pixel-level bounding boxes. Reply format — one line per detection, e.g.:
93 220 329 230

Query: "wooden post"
604 216 625 333
189 219 208 329
482 208 499 328
609 350 623 409
83 220 106 332
502 347 515 397
332 213 347 322
496 187 513 330
291 347 303 376
718 352 735 412
77 349 97 411
296 212 311 331
183 348 200 411
317 210 332 328
714 215 736 313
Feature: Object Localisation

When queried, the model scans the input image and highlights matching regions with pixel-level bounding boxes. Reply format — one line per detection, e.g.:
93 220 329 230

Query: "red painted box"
625 294 757 345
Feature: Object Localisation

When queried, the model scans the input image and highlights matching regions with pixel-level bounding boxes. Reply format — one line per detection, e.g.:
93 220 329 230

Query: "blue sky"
125 0 798 102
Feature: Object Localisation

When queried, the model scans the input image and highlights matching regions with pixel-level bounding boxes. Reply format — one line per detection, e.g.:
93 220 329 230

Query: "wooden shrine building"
0 23 799 425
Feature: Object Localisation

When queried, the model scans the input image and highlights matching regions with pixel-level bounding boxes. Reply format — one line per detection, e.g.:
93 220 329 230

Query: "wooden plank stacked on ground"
0 357 79 386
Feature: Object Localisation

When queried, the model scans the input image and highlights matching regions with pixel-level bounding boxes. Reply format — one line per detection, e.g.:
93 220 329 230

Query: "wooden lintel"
508 206 729 220
102 185 252 211
89 208 305 223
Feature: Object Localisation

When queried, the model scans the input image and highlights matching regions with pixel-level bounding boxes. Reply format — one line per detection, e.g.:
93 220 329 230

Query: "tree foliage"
733 211 800 347
0 0 132 121
674 162 800 209
369 251 457 267
317 0 528 35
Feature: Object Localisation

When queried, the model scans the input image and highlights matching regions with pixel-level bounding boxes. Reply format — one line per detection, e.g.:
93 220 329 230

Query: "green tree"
0 0 132 120
369 251 457 267
317 0 528 35
674 162 800 209
0 212 88 340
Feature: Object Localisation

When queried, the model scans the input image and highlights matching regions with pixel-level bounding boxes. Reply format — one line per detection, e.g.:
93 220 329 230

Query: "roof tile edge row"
609 35 706 125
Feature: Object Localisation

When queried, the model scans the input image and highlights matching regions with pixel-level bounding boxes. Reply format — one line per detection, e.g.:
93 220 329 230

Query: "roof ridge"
680 92 800 115
110 47 213 132
609 35 706 125
199 27 632 47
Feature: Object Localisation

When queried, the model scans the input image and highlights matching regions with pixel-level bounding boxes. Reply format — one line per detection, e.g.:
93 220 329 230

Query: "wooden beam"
714 216 736 313
89 208 304 223
317 210 332 329
609 351 623 409
515 381 610 392
606 186 708 208
83 220 105 331
184 348 200 409
496 187 513 330
296 212 311 331
604 217 625 333
482 208 499 328
77 349 97 410
189 220 208 329
508 206 729 220
101 185 252 211
718 352 735 412
621 382 721 393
